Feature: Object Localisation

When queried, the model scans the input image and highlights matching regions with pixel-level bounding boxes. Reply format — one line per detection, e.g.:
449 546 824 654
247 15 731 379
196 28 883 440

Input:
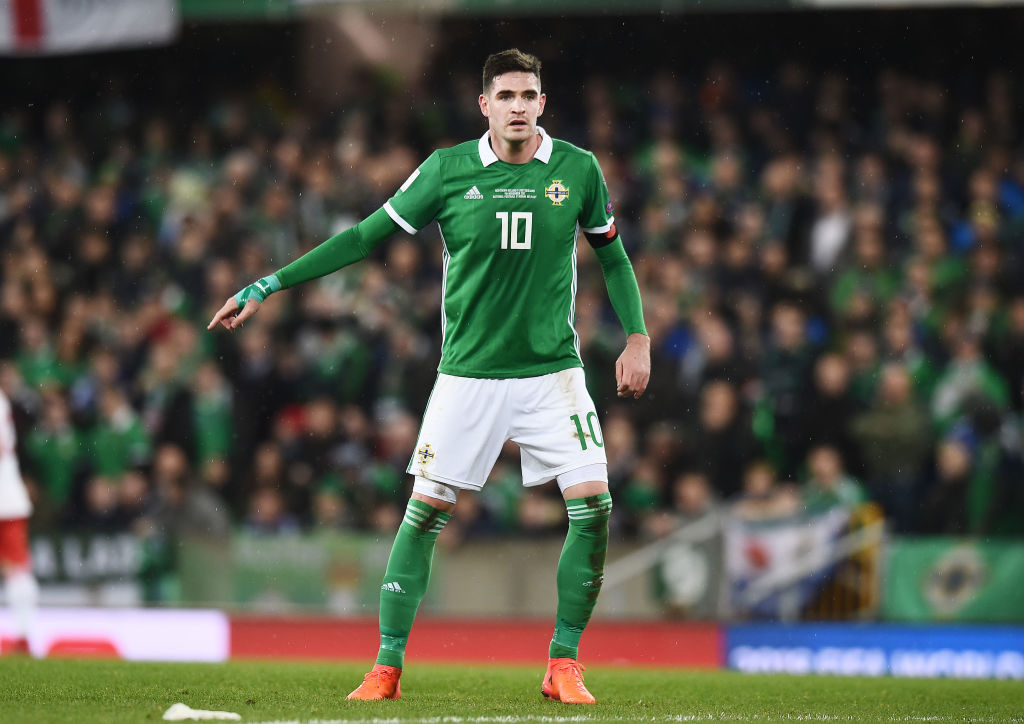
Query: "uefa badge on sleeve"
545 180 569 206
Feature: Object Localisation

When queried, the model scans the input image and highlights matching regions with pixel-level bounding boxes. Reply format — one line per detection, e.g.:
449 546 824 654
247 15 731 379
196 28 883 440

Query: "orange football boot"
541 658 596 704
346 664 402 700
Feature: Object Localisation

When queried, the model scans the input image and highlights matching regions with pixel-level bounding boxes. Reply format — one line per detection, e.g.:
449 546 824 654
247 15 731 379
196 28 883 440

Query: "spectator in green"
619 457 665 530
932 332 1009 433
843 328 882 408
16 317 64 389
479 456 527 534
801 445 866 515
911 217 967 308
881 303 938 404
137 329 197 455
759 301 815 477
850 363 932 532
191 360 233 465
89 387 151 477
829 221 900 325
24 390 82 510
312 477 350 529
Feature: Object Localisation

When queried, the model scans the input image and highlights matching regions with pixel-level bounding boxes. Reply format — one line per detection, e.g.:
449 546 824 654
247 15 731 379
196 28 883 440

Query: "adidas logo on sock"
464 186 483 200
381 582 407 594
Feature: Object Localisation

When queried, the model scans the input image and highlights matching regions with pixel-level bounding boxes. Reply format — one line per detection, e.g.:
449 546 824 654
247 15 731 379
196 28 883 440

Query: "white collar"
478 126 553 167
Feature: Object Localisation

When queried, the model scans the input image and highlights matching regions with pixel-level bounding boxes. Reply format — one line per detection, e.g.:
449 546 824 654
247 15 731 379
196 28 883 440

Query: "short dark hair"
482 49 542 94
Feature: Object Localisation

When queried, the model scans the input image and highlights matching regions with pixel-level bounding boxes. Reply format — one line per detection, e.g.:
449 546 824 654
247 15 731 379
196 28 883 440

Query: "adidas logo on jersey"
381 582 407 594
464 186 484 200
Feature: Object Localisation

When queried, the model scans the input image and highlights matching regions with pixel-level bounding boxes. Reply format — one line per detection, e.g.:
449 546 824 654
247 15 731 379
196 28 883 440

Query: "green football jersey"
384 128 615 379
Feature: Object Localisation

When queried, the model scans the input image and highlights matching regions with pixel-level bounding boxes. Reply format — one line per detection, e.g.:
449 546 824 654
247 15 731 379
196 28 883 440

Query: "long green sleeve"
593 238 647 336
275 207 400 289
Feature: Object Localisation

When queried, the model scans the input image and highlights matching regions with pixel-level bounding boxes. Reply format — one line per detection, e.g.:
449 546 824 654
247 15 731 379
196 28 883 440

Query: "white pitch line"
243 714 1024 724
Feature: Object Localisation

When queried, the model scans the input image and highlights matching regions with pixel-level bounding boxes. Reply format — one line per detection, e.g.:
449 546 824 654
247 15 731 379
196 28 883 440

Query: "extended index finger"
207 298 239 331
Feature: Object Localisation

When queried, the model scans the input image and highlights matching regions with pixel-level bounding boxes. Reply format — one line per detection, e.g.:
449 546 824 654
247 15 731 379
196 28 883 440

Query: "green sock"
376 499 451 669
550 492 612 660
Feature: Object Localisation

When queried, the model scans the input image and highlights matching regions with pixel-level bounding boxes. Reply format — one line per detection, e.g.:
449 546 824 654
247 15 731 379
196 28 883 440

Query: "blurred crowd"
2 53 1024 546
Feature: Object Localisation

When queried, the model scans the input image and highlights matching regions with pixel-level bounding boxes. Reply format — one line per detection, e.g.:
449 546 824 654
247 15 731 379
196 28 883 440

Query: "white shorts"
407 367 608 492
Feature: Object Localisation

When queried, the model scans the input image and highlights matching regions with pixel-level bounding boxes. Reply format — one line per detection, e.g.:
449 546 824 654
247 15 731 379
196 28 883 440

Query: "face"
479 72 545 145
809 448 841 483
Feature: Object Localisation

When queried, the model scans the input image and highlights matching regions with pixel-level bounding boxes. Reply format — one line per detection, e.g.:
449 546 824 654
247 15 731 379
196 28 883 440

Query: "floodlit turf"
1 658 1023 724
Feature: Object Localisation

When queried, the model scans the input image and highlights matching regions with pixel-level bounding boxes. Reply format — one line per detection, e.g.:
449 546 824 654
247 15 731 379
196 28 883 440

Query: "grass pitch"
1 658 1022 724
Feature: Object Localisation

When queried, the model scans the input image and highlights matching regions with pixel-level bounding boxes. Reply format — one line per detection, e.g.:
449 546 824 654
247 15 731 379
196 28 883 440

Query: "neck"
489 129 541 164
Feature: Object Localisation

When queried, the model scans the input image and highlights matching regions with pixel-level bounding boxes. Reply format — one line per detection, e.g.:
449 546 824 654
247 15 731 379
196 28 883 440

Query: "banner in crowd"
0 0 178 55
179 532 393 613
655 513 725 618
30 532 145 606
883 538 1024 622
29 531 395 611
724 508 851 618
727 622 1024 679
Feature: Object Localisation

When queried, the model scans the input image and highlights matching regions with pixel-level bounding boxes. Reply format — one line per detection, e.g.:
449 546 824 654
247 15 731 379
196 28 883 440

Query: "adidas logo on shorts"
381 582 407 594
464 186 483 200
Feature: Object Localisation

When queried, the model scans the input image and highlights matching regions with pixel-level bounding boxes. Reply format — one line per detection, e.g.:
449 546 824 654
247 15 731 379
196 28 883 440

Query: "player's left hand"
207 274 280 332
616 333 651 399
207 296 260 332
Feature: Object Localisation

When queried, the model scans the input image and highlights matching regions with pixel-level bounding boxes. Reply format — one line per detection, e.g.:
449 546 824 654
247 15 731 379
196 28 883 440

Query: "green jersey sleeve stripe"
399 168 420 192
581 217 615 234
384 201 418 234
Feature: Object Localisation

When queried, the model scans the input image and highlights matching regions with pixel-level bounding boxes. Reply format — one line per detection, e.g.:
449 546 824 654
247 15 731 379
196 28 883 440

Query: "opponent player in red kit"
0 386 38 655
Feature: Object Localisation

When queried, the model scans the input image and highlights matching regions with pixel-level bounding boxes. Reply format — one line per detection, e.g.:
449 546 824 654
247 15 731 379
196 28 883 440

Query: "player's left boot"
541 658 596 704
346 664 402 700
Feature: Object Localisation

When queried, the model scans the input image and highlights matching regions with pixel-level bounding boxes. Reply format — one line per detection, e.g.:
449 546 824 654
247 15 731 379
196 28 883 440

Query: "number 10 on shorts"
570 412 604 451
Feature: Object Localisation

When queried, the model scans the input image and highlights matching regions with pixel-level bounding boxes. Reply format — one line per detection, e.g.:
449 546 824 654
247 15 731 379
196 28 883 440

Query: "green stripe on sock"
401 499 451 535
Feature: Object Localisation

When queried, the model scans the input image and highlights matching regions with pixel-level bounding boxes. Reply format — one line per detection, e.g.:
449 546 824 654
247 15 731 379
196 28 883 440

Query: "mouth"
508 119 528 130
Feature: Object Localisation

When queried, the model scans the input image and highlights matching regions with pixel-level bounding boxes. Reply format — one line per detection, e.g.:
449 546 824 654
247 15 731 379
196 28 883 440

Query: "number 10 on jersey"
496 211 532 250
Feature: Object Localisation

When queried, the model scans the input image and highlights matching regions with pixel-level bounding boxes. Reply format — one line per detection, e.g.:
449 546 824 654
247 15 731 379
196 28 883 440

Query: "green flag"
884 538 1024 622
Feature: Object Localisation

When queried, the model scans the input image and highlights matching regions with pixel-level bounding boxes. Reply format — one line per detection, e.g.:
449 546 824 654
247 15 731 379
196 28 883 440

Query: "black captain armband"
584 223 618 249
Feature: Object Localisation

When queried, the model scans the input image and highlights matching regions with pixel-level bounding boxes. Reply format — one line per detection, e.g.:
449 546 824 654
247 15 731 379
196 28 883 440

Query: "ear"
479 94 489 118
538 93 546 117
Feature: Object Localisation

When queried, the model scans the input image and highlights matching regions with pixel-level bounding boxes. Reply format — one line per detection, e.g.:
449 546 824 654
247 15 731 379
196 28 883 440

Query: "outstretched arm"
207 207 400 331
588 235 650 399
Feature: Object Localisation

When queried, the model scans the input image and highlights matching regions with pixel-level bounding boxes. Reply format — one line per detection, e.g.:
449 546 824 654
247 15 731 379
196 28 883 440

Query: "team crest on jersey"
416 443 435 464
544 180 569 206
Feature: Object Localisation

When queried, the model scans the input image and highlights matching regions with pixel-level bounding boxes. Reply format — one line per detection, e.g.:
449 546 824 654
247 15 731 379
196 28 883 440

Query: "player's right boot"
346 664 402 700
541 658 596 704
